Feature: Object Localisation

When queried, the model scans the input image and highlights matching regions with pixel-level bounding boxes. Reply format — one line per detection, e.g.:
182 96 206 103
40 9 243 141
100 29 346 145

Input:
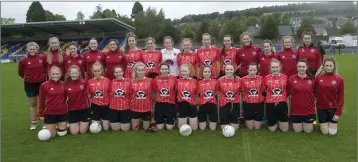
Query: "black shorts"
147 72 159 79
131 111 151 121
243 102 265 121
91 103 110 121
109 109 131 124
68 108 91 124
44 114 68 124
266 102 289 126
317 108 338 123
198 102 218 122
178 101 198 118
24 81 44 97
155 102 176 125
219 103 240 125
290 114 316 123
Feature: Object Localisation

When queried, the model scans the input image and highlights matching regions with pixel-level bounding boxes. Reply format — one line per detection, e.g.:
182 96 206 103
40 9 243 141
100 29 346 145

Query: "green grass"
1 54 357 162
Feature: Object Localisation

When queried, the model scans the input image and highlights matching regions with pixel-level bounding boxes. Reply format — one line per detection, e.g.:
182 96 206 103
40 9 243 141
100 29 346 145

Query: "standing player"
315 57 344 135
86 62 111 131
64 65 90 134
38 66 67 138
287 59 316 133
142 37 162 79
18 42 46 130
236 32 261 77
177 63 198 130
196 33 220 79
259 40 279 77
123 32 143 78
218 63 241 130
177 38 198 79
105 39 124 80
130 62 155 131
297 31 322 77
64 42 86 79
84 38 105 79
264 59 289 132
240 63 265 130
161 36 181 77
109 66 131 131
220 35 239 77
153 63 177 130
44 37 65 75
278 36 298 78
197 66 219 130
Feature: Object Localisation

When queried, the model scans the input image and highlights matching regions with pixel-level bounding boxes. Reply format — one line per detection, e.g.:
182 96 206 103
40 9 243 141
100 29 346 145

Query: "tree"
196 20 211 41
26 1 46 22
76 11 85 20
219 17 246 42
1 17 15 24
296 16 316 37
259 15 279 39
208 20 221 41
246 16 260 27
339 21 356 34
45 10 66 21
90 4 103 19
133 7 166 39
101 9 118 18
131 1 143 18
155 19 180 43
181 25 197 39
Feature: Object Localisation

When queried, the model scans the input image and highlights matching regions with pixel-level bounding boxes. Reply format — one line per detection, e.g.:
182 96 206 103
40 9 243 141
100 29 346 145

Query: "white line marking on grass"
242 132 252 162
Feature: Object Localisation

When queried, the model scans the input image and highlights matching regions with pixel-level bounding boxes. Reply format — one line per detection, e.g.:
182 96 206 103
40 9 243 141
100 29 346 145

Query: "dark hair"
297 59 313 78
301 30 315 45
221 35 234 56
263 40 274 52
202 65 212 78
108 39 119 52
224 62 237 82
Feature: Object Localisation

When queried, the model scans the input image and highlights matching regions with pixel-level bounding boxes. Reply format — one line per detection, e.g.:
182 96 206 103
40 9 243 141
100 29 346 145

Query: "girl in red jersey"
240 63 265 130
143 37 162 79
220 35 239 77
153 62 177 130
64 65 90 134
259 40 279 77
217 63 241 130
198 66 219 130
236 32 261 78
297 31 322 77
64 42 86 79
44 37 65 77
177 63 198 130
84 38 106 79
264 59 289 132
161 36 181 77
105 39 124 80
39 66 68 138
287 59 316 133
315 57 344 135
123 32 143 78
177 38 198 79
18 42 46 130
278 36 298 78
109 65 131 131
86 62 111 131
196 33 220 79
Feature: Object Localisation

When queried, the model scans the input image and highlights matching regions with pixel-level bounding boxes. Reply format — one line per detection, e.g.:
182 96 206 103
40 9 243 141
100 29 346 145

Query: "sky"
0 2 304 23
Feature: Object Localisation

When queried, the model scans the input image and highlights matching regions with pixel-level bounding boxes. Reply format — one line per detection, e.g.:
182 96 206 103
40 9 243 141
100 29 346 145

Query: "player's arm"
335 78 345 116
18 58 25 79
38 83 46 118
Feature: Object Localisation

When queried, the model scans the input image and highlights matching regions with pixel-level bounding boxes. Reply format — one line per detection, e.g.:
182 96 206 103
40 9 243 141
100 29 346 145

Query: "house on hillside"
314 27 328 36
336 17 350 29
290 17 302 28
326 27 339 36
314 23 330 28
352 17 357 27
246 25 293 37
247 25 261 37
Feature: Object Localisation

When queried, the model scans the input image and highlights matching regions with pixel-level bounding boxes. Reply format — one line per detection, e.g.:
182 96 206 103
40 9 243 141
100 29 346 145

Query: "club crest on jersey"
307 80 312 84
114 89 125 97
294 80 297 84
182 91 191 98
87 56 90 59
94 90 104 97
204 90 213 98
204 60 212 66
225 91 234 99
119 56 123 59
146 61 155 68
28 62 31 64
320 79 323 82
242 54 245 57
50 88 54 91
224 59 232 65
68 88 72 91
174 53 178 56
107 56 110 59
68 60 71 63
282 56 285 59
78 60 82 64
136 91 146 99
128 61 135 67
97 56 101 59
160 88 169 96
292 55 296 58
39 60 42 63
165 59 174 65
331 80 336 85
252 52 256 55
301 49 305 52
272 88 282 96
311 49 315 53
80 85 84 89
248 88 258 96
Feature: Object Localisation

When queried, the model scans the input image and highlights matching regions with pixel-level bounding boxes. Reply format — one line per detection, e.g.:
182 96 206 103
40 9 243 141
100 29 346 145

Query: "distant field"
262 10 312 16
1 54 357 162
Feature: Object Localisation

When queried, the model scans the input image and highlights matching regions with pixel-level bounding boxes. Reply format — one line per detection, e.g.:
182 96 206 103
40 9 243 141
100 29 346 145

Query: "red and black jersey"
217 76 241 107
177 78 198 105
259 52 279 77
177 51 198 77
105 50 125 80
153 75 177 104
86 77 111 106
315 73 344 116
240 75 265 103
197 79 218 105
64 79 90 111
18 54 46 82
264 74 288 103
297 44 322 70
196 47 220 79
109 78 131 110
124 49 144 78
236 45 261 76
39 80 67 116
130 77 154 112
287 74 316 115
142 50 162 75
84 49 106 79
43 49 66 74
64 55 86 79
220 47 239 70
278 48 298 78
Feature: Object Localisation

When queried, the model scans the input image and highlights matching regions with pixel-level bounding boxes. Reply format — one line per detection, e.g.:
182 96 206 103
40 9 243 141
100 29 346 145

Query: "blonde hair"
48 66 62 80
91 62 105 78
65 65 81 82
145 37 157 50
26 42 39 50
240 32 254 45
269 58 282 74
180 63 195 77
281 36 294 48
132 62 146 81
123 32 137 55
46 37 63 64
323 56 337 73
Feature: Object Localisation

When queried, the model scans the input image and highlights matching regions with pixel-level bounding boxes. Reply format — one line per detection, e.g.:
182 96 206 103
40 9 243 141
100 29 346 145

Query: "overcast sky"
1 2 303 23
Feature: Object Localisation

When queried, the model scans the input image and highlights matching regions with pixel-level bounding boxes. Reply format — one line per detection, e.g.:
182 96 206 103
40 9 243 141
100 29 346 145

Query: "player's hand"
332 115 339 121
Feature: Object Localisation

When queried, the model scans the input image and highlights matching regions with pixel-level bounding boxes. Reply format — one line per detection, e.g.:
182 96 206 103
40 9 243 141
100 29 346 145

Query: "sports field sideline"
1 54 357 162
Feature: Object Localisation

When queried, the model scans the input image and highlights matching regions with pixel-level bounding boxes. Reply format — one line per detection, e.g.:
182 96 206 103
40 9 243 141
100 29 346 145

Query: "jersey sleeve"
235 49 241 66
287 77 293 96
38 83 46 117
335 77 345 116
18 58 25 78
316 49 322 69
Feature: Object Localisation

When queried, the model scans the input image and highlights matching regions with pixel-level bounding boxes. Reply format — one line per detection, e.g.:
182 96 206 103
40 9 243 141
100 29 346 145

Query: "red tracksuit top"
64 79 90 111
39 80 67 116
86 77 111 106
278 48 298 78
197 79 219 105
84 49 106 79
105 50 125 80
109 78 131 110
217 76 241 107
142 50 162 75
236 45 261 76
220 47 239 71
18 54 46 82
44 49 66 74
297 44 322 70
177 51 198 77
64 55 86 79
264 74 288 103
124 49 144 78
177 78 198 105
259 52 279 77
196 47 220 79
130 77 154 112
315 72 344 116
153 75 177 104
240 75 265 103
287 74 316 115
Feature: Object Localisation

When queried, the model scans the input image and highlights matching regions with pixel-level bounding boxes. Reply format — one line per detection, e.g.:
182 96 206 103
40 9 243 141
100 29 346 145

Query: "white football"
179 124 192 136
222 125 235 137
89 122 102 134
38 129 51 141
